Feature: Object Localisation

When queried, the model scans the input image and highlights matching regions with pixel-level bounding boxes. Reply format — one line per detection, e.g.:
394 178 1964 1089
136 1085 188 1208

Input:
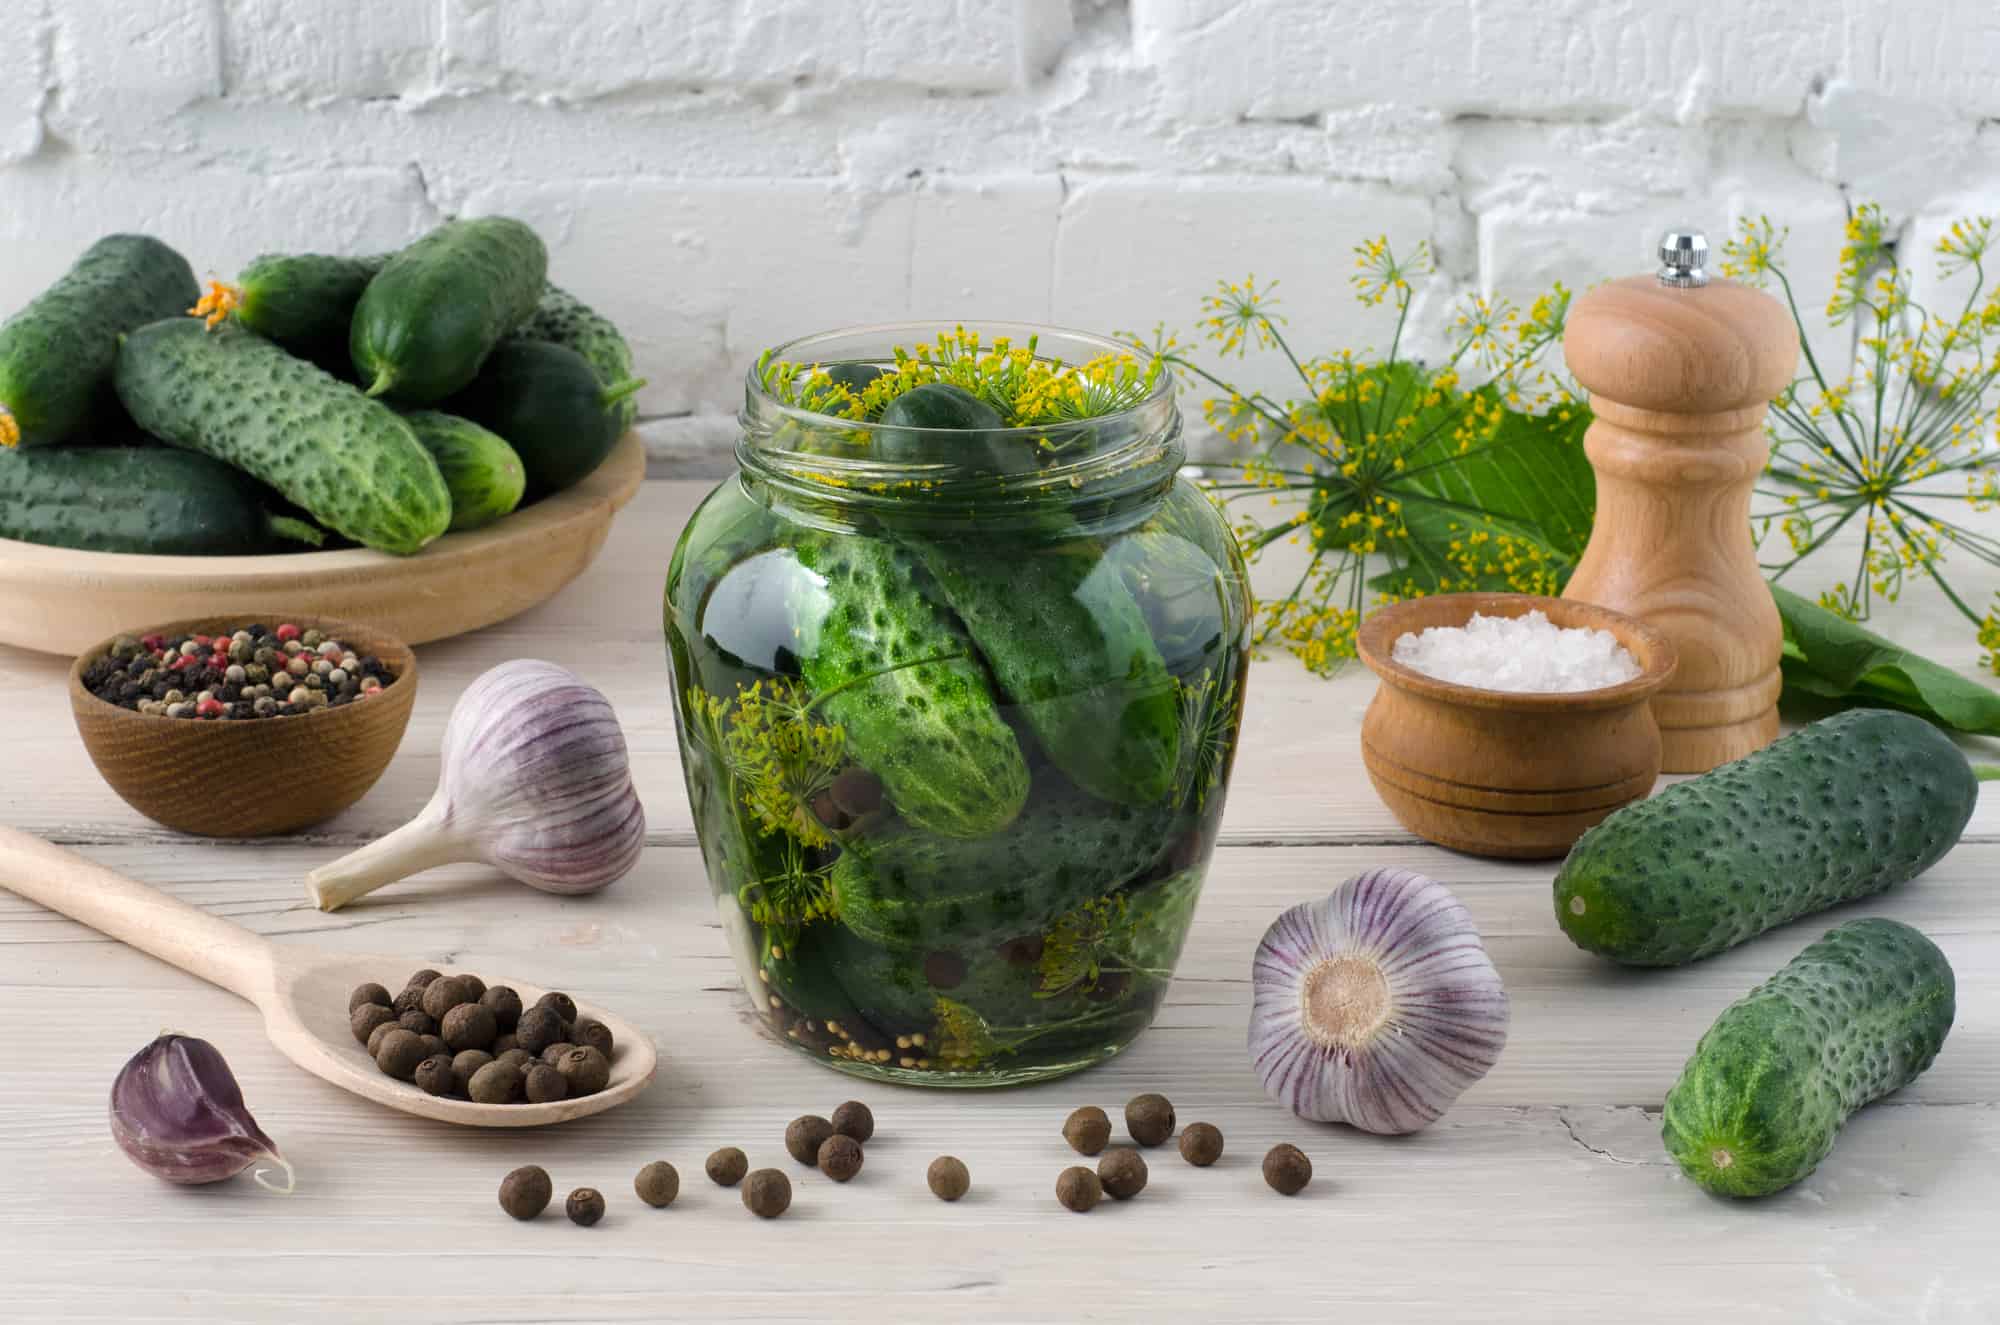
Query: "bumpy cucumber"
1662 918 1954 1197
790 533 1029 839
1554 709 1977 966
915 538 1181 805
232 252 387 366
115 320 451 556
350 217 547 404
448 339 640 497
829 780 1174 949
506 285 640 431
0 235 199 449
0 445 318 555
401 410 525 532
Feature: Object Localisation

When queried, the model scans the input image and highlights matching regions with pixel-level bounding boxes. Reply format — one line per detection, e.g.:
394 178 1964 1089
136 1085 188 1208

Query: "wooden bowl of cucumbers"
0 223 647 657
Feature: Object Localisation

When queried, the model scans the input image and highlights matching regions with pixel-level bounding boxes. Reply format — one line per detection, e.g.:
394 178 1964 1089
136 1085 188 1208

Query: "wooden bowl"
1355 593 1678 859
69 615 418 837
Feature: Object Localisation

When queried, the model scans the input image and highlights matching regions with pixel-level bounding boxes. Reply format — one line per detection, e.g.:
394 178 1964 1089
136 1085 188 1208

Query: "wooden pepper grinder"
1561 230 1799 773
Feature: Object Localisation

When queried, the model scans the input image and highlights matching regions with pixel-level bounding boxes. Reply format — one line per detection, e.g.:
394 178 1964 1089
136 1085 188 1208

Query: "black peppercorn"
927 1156 970 1202
566 1187 606 1227
413 1055 455 1096
1179 1122 1224 1167
829 765 885 817
557 1045 611 1097
634 1161 680 1208
499 1165 552 1220
421 975 475 1021
923 950 967 990
818 1134 864 1182
1097 1148 1148 1200
1263 1143 1311 1196
515 1006 565 1054
397 1008 439 1038
348 982 391 1012
830 1099 875 1144
1125 1092 1175 1146
442 1003 498 1052
350 1002 396 1046
572 1017 614 1059
366 1020 399 1058
524 1063 569 1104
784 1114 835 1165
495 1048 536 1073
540 1042 576 1067
451 1049 493 1094
418 1034 453 1062
997 934 1045 967
535 991 579 1024
1056 1166 1102 1212
1062 1105 1111 1156
706 1147 748 1187
407 969 444 989
742 1169 791 1219
374 1028 425 1081
480 985 524 1032
468 1060 525 1104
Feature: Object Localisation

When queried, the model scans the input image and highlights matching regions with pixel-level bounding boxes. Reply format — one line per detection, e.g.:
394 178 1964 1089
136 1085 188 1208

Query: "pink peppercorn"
196 697 225 718
275 624 301 642
192 635 210 647
141 634 165 652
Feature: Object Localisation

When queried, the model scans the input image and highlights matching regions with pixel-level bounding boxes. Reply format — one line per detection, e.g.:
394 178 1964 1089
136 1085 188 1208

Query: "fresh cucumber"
350 218 547 404
506 285 640 431
1554 710 1977 966
115 319 451 556
401 410 525 532
0 445 319 555
448 340 641 497
230 252 387 367
788 533 1029 839
0 235 199 449
1662 918 1954 1197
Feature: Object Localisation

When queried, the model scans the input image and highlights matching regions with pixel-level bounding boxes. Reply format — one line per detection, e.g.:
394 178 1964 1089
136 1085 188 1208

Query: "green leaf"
1771 583 2000 735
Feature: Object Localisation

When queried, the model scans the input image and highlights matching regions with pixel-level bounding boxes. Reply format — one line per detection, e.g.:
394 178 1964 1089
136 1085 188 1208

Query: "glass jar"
664 323 1250 1086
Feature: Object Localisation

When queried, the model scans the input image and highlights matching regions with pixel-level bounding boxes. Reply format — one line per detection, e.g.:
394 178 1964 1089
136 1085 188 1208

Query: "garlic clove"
110 1033 294 1192
1249 867 1509 1134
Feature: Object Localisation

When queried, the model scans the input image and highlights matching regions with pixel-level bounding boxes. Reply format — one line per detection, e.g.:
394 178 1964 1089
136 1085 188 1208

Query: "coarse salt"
1390 610 1640 693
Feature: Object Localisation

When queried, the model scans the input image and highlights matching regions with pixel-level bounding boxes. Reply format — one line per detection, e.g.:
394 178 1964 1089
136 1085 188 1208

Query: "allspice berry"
573 1017 615 1059
1062 1105 1111 1156
540 1042 576 1066
350 1002 396 1046
706 1147 749 1187
556 1045 611 1097
927 1156 970 1202
365 1020 399 1058
442 1003 498 1052
784 1114 835 1165
566 1187 606 1227
495 1048 536 1073
830 1099 875 1143
491 1032 520 1056
1097 1148 1148 1200
391 986 428 1018
418 1034 452 1063
1125 1093 1175 1146
524 1063 569 1104
1055 1166 1102 1212
480 985 524 1032
742 1168 792 1218
468 1060 525 1104
413 1054 455 1096
818 1134 864 1182
457 974 487 1003
515 1006 566 1054
374 1028 426 1080
499 1165 552 1220
535 991 579 1024
1179 1122 1224 1167
397 1008 439 1038
451 1049 493 1094
634 1161 680 1208
1262 1143 1312 1196
420 975 474 1021
407 968 444 989
348 982 391 1012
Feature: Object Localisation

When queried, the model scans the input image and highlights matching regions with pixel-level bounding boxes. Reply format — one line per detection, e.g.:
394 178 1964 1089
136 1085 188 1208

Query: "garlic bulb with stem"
308 660 645 911
110 1033 294 1192
1249 867 1509 1134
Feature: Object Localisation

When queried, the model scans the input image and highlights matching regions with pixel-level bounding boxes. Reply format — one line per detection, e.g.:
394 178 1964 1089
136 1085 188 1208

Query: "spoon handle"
0 826 275 1002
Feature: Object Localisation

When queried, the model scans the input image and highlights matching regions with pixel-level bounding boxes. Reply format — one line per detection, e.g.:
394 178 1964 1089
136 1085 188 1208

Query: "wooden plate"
0 432 646 656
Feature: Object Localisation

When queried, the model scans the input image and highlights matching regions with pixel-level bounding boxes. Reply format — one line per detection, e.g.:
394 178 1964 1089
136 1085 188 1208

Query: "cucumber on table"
448 339 642 497
401 410 526 532
1662 918 1954 1197
229 252 387 367
1554 709 1978 966
506 285 641 431
0 235 199 449
351 217 547 404
0 445 320 555
115 319 451 556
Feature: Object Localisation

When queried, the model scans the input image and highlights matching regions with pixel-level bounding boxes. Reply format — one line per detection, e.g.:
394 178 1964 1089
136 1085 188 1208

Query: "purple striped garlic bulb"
307 660 645 911
1249 867 1509 1134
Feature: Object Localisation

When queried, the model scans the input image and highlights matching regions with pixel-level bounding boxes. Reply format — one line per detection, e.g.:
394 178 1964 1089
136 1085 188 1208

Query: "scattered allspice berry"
566 1187 606 1227
927 1155 970 1202
1179 1122 1225 1167
742 1168 792 1219
556 1045 611 1097
706 1147 749 1187
1056 1166 1103 1213
348 982 391 1012
413 1055 455 1097
634 1161 680 1208
818 1134 864 1182
1062 1105 1111 1156
830 1099 875 1143
784 1114 835 1165
1097 1148 1149 1200
499 1165 553 1220
1125 1093 1176 1147
524 1063 569 1104
1262 1143 1312 1196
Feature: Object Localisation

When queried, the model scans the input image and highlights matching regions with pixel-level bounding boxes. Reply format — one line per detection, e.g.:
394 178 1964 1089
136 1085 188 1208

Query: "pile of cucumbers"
0 220 643 557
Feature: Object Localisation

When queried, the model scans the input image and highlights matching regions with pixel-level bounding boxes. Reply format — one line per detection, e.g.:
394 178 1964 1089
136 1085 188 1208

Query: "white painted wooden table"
3 480 1997 1324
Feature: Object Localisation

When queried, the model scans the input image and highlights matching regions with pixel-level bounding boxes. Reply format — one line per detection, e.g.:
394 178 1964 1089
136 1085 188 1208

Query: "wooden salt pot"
1561 230 1800 773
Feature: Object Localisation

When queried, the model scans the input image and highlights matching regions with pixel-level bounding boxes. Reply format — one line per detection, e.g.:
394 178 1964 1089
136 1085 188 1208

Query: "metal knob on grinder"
1657 228 1709 288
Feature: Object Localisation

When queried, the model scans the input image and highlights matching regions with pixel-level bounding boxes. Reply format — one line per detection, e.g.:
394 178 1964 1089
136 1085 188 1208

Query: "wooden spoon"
0 826 657 1127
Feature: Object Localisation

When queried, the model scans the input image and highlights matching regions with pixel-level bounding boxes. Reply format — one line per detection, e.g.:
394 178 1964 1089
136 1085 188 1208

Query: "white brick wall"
2 0 1995 471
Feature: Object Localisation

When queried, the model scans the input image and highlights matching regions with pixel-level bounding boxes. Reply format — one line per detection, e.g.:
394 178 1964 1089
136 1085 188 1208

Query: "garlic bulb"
110 1033 294 1192
308 660 645 911
1249 867 1509 1134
